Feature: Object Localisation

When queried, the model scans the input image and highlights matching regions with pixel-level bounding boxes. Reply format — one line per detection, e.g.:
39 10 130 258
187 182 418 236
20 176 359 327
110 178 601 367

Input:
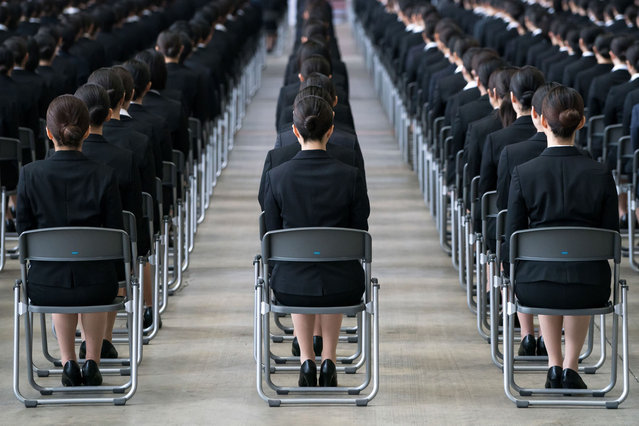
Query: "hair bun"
60 124 84 144
304 115 318 132
558 109 582 128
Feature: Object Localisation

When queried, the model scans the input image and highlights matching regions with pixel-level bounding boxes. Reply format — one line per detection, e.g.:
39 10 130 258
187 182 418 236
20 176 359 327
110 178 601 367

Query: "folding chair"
476 191 498 342
13 227 140 407
466 176 481 313
628 148 639 271
586 115 604 159
255 228 380 406
18 127 37 164
502 227 629 408
0 137 21 272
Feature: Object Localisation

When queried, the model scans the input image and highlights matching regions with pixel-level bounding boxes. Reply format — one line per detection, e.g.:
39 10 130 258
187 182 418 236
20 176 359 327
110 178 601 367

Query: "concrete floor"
0 22 637 425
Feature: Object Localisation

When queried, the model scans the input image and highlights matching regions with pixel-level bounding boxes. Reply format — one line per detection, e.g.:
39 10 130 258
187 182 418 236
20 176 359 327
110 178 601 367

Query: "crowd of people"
355 0 626 391
2 0 263 388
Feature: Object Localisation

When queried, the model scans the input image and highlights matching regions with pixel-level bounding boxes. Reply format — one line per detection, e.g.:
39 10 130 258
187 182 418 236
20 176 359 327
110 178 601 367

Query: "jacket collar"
48 150 86 161
84 133 109 143
511 115 533 127
540 145 581 156
292 149 330 160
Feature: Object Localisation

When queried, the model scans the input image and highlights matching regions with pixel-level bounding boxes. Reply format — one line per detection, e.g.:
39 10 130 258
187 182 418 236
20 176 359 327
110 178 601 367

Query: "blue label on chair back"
314 251 321 255
71 251 79 255
561 251 568 255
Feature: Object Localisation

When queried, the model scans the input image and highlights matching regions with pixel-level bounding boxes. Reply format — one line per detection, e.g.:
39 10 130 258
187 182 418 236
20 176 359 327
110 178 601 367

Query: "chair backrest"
0 137 22 164
481 190 498 221
616 136 633 181
262 227 372 264
510 227 620 264
19 227 131 264
455 150 464 191
258 211 266 240
188 117 201 158
18 127 36 163
602 124 624 163
122 211 137 244
469 175 480 224
162 161 177 208
587 114 604 155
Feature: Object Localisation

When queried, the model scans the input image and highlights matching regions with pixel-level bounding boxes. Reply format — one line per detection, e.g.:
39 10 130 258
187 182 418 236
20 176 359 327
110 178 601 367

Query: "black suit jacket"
496 132 546 211
276 127 364 168
603 78 639 126
587 68 630 117
16 150 123 290
505 146 618 286
263 150 369 297
574 63 612 101
463 111 502 180
258 142 366 209
562 55 596 88
143 90 190 157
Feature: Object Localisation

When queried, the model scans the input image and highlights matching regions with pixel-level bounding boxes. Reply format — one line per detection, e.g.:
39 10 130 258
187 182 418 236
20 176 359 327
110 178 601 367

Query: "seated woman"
263 94 370 387
505 86 618 390
16 95 123 387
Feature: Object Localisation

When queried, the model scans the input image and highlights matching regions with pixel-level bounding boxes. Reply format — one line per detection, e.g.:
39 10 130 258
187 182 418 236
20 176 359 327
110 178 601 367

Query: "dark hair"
611 35 633 61
594 33 614 59
510 66 545 111
176 31 193 64
293 95 334 142
0 45 14 75
454 37 479 62
302 22 327 41
123 59 151 98
301 72 336 102
542 86 584 138
87 68 124 109
3 36 28 65
297 40 331 70
111 66 134 102
531 82 561 115
490 67 518 127
300 55 331 79
34 32 57 62
294 86 333 108
156 30 182 58
135 49 167 91
477 58 506 89
579 26 603 51
74 83 111 127
46 94 90 147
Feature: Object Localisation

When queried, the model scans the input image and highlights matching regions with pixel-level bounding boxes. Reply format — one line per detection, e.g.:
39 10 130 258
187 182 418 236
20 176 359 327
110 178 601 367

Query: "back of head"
580 26 603 51
542 86 584 139
112 66 135 102
293 95 334 142
34 32 57 62
477 58 506 89
0 45 14 75
294 86 333 108
74 83 111 127
297 40 331 69
531 82 561 115
301 72 336 102
156 30 182 58
300 55 331 79
135 49 167 91
611 34 633 61
47 94 90 147
4 36 28 66
123 59 151 99
24 37 40 72
510 66 546 111
87 67 124 109
594 33 614 59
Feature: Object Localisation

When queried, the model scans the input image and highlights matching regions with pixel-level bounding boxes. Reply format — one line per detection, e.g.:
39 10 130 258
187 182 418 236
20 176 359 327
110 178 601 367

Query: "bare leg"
619 192 628 219
313 314 321 336
52 313 79 365
319 314 343 363
291 313 315 363
538 315 563 367
80 312 107 362
517 313 535 339
563 315 591 371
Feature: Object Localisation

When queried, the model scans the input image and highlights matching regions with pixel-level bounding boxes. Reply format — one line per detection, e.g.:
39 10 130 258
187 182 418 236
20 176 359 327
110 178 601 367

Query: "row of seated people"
7 0 263 388
257 0 370 388
356 0 620 392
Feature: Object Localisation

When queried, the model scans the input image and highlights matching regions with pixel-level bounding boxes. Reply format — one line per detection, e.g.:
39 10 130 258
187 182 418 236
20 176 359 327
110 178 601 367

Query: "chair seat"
28 296 126 314
517 301 613 317
270 303 365 316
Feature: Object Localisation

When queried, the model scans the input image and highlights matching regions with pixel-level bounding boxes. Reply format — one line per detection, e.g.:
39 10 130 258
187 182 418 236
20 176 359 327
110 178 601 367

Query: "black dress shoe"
82 360 103 386
518 334 537 356
313 335 323 357
61 360 82 387
620 214 629 230
291 337 300 357
545 366 562 388
319 359 337 387
79 339 119 359
143 307 162 329
4 219 16 233
298 359 317 387
562 368 587 390
536 336 547 356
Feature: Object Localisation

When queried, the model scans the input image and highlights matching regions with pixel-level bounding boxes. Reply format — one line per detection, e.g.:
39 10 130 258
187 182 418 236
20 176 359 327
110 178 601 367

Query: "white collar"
559 47 568 52
631 73 639 82
424 41 437 51
120 108 131 118
149 89 160 95
612 64 628 72
126 16 140 23
412 26 423 34
463 80 478 91
0 24 8 31
507 22 518 31
406 24 414 32
215 23 227 31
454 65 463 74
532 28 542 36
582 51 594 57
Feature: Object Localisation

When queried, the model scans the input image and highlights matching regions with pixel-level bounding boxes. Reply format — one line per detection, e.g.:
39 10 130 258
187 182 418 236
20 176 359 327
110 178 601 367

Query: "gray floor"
0 23 637 425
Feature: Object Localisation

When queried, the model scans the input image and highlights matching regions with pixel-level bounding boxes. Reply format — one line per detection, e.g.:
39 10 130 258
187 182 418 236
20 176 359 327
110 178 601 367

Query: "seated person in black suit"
505 86 618 390
263 95 370 387
16 95 123 387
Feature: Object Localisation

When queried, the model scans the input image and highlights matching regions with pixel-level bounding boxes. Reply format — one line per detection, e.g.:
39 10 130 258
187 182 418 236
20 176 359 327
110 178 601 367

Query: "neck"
300 140 326 150
110 108 121 120
89 126 103 136
546 134 574 147
132 98 143 105
165 57 179 64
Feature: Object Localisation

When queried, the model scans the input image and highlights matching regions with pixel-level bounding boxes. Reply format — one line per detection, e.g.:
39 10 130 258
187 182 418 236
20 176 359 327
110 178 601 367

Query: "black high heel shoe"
545 366 562 388
319 359 337 387
82 360 103 386
562 368 587 390
517 334 536 356
298 359 317 387
61 360 82 387
292 336 323 357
